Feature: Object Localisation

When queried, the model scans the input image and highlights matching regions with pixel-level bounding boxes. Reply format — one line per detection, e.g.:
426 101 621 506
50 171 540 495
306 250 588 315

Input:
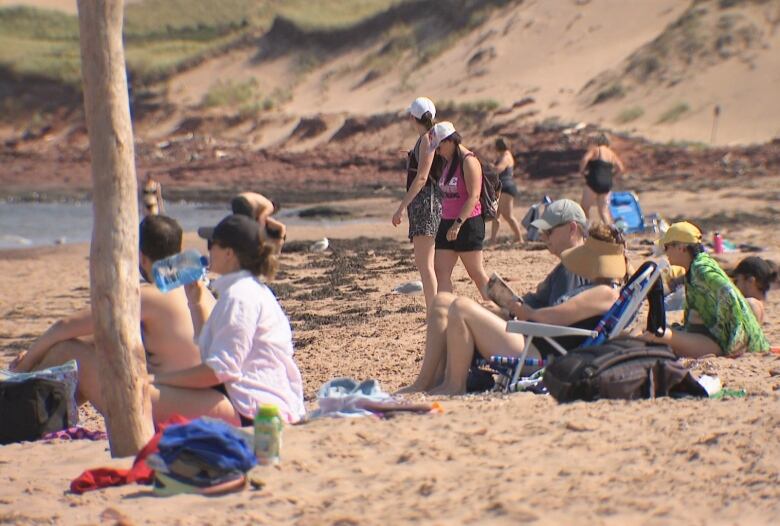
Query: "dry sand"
1 195 779 525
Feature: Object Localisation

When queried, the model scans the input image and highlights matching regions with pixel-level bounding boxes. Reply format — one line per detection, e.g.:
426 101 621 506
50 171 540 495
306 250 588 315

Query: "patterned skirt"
407 184 442 239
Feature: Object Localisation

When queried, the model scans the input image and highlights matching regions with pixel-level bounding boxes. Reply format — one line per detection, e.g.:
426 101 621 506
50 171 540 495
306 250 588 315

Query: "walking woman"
579 133 624 226
431 122 490 300
488 137 522 244
392 97 442 311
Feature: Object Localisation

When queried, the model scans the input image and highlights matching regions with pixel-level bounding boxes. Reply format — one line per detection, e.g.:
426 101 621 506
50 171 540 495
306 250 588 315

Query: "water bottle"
151 249 208 292
254 404 283 465
713 232 724 254
614 218 628 233
542 195 552 206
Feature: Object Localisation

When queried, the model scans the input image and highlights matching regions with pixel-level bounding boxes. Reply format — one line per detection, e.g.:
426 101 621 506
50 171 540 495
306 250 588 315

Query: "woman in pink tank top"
430 122 490 300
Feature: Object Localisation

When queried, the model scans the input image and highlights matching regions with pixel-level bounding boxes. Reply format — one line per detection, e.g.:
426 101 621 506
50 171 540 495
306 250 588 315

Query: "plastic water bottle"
151 249 208 292
713 232 724 254
254 404 282 465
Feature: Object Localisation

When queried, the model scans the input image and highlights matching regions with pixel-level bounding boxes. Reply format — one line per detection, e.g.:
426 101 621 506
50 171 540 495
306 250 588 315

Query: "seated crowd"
11 192 772 426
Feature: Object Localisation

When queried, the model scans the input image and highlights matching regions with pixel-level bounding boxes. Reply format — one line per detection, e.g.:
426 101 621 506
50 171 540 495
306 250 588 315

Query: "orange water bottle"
713 232 724 254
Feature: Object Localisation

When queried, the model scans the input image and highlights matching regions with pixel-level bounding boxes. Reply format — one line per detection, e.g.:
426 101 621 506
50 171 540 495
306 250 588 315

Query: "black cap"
198 214 260 251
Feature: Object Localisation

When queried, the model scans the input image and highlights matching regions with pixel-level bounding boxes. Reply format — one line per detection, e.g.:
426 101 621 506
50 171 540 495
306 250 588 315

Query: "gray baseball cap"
531 199 587 232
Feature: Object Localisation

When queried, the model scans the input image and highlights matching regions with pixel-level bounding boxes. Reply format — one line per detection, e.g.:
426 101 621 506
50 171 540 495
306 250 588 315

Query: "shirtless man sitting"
229 192 286 253
11 216 216 399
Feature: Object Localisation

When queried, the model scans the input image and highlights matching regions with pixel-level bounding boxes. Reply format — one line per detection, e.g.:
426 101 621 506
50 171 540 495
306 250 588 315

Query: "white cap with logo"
407 97 436 120
429 121 457 149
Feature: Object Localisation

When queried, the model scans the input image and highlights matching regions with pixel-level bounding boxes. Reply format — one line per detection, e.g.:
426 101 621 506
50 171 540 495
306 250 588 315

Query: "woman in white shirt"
152 214 305 424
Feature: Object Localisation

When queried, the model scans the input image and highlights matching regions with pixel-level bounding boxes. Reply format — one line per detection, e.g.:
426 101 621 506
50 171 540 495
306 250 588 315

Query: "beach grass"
615 106 644 124
0 0 409 85
657 102 691 124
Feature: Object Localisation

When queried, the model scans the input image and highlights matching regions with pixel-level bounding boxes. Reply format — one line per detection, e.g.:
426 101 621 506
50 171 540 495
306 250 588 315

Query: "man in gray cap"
397 199 589 394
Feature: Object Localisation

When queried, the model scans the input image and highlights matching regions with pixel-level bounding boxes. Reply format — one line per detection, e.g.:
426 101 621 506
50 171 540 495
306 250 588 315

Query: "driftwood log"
77 0 153 456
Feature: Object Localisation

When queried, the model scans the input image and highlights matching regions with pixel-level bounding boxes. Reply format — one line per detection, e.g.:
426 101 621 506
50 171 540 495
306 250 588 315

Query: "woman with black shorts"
430 122 490 301
579 133 625 226
392 97 442 312
488 137 523 244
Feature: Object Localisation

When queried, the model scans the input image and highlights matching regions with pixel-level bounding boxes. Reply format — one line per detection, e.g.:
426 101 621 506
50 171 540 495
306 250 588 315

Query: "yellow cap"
659 221 702 247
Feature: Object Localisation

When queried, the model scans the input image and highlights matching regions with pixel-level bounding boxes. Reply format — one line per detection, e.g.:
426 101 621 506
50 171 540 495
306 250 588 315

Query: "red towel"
70 415 189 494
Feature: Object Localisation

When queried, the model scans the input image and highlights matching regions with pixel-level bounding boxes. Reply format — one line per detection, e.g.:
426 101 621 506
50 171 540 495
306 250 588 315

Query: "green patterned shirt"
684 252 769 355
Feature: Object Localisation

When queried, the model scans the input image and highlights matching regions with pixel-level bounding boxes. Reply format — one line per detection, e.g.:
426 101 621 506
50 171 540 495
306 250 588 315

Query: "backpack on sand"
0 378 70 444
542 338 708 403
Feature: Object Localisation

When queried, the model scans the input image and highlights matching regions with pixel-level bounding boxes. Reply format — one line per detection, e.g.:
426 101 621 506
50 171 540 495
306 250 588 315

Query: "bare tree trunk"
77 0 153 456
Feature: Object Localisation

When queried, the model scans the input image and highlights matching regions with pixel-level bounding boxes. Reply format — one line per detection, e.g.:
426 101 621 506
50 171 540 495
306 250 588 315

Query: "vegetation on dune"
656 102 691 124
615 106 644 124
0 0 413 85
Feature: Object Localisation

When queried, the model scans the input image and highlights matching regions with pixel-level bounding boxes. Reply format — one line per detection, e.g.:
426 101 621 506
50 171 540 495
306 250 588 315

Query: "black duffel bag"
543 337 708 403
0 378 70 444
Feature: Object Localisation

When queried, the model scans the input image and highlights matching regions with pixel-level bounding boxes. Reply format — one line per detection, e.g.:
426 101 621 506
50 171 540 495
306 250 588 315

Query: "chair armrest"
506 320 598 339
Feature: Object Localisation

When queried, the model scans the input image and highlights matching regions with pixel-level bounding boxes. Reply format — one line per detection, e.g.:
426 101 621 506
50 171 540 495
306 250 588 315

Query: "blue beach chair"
610 191 645 234
478 261 667 393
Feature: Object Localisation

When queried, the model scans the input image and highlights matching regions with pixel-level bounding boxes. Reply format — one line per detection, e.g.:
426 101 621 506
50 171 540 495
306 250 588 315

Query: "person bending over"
151 214 305 425
732 256 776 325
230 192 286 254
640 222 769 357
12 216 215 400
398 199 601 395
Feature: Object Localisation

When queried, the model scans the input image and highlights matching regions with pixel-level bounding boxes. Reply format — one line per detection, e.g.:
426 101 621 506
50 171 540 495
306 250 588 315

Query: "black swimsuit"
585 147 614 195
498 165 518 197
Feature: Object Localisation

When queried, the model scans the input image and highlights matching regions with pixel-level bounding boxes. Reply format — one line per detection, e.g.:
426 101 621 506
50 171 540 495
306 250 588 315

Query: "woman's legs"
500 193 523 242
396 292 457 394
459 250 490 300
35 339 101 406
434 250 459 294
412 235 438 311
34 339 241 425
580 186 596 225
668 329 723 358
489 217 501 243
596 192 613 225
430 297 526 395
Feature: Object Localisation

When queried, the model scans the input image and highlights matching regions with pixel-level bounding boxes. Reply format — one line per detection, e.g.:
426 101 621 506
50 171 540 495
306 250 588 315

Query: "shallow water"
0 202 374 249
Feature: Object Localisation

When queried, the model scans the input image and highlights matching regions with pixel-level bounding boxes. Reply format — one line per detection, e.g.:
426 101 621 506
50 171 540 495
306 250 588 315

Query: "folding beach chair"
476 261 667 393
610 191 646 234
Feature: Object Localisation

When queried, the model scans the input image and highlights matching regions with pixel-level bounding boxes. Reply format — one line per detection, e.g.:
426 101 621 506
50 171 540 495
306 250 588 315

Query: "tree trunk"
77 0 153 457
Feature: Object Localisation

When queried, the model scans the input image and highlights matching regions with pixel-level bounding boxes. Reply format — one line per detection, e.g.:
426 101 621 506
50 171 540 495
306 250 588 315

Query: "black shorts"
212 384 253 427
436 216 485 252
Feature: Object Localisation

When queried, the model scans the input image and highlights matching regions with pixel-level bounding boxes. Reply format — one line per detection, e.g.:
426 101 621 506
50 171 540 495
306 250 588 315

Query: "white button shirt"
198 271 305 422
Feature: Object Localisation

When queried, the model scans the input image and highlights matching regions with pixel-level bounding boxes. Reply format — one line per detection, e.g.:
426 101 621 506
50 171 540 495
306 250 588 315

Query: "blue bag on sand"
157 418 256 474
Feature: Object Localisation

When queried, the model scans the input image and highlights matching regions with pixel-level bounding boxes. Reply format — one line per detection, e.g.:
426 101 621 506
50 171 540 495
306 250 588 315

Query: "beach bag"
542 338 707 403
521 202 544 241
479 164 501 220
0 378 70 444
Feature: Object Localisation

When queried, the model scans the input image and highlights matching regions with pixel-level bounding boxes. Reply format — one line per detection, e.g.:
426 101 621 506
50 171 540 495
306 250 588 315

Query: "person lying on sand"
639 222 769 357
12 215 215 386
398 200 621 396
230 192 286 254
731 256 776 325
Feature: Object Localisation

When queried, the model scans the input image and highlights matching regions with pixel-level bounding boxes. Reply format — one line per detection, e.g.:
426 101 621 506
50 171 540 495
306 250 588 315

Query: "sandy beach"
1 192 779 525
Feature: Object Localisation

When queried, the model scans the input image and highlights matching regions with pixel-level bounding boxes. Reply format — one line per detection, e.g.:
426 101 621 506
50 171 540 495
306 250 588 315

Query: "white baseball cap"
429 121 457 149
407 97 436 120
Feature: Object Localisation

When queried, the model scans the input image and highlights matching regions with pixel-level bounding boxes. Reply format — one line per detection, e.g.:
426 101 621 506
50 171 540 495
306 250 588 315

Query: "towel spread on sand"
309 378 442 419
